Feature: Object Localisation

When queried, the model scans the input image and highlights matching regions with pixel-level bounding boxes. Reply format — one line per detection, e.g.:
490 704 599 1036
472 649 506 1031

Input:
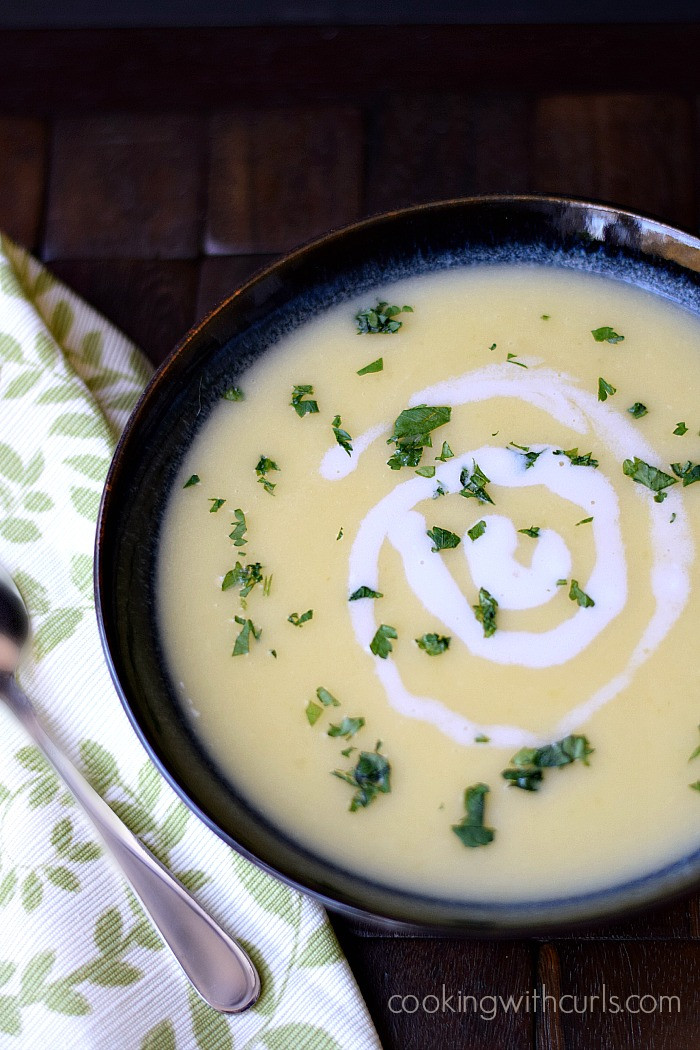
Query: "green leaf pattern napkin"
0 235 382 1050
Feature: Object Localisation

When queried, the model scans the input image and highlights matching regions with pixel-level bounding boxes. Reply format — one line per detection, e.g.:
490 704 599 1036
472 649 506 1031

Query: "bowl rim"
95 193 700 934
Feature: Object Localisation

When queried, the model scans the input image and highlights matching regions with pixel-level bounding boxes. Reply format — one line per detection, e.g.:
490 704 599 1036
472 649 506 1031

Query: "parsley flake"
674 421 688 436
222 560 263 598
671 461 700 486
475 734 490 743
349 586 383 601
209 498 226 513
467 520 487 541
473 587 498 637
569 579 595 608
435 441 454 462
541 314 551 320
386 405 451 470
183 474 200 488
509 442 543 469
415 465 435 478
518 526 540 538
255 455 279 495
336 527 344 540
288 610 313 627
355 301 412 335
306 701 322 726
290 384 319 417
575 516 594 526
229 508 247 546
317 687 340 708
331 414 353 455
451 783 495 848
598 377 616 402
333 742 391 811
370 624 397 659
232 616 261 656
591 326 624 344
223 386 244 402
357 358 383 375
416 633 450 655
628 402 648 419
623 457 677 502
459 461 494 504
502 734 593 791
328 717 365 740
427 526 461 552
554 448 599 468
507 352 527 368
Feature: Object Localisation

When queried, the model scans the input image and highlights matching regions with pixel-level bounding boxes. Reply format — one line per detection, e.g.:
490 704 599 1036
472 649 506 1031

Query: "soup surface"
158 264 700 901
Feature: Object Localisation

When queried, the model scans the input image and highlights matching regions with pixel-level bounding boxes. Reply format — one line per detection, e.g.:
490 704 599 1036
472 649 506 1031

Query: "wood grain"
534 94 696 229
206 107 363 254
0 117 47 251
44 114 204 260
196 255 277 321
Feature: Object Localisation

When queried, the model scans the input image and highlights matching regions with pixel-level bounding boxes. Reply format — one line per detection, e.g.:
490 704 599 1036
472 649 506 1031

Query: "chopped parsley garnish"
435 441 454 462
349 586 383 601
554 448 599 468
459 461 494 504
691 782 700 792
628 402 648 419
509 442 543 469
229 508 247 546
575 516 593 526
222 560 263 598
333 741 391 811
433 483 447 499
223 386 244 402
473 587 498 637
475 734 490 743
370 624 397 659
467 520 487 541
518 526 540 538
451 783 494 848
387 444 422 470
674 421 688 435
489 343 497 350
336 527 344 540
255 455 279 495
388 404 451 447
415 465 435 478
269 649 277 658
569 579 595 608
623 457 678 502
263 574 273 597
541 314 550 320
232 616 261 656
331 414 353 455
427 526 461 552
671 460 700 486
501 734 593 791
415 633 450 655
290 384 319 417
316 687 340 708
341 746 355 757
288 609 313 627
328 717 365 740
183 474 200 488
506 352 527 368
209 497 226 513
598 377 616 402
306 701 322 726
556 578 567 586
357 358 383 375
355 301 412 335
591 326 624 344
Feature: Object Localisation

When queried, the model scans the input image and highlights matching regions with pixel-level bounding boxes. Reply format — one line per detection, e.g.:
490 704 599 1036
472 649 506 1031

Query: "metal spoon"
0 565 260 1013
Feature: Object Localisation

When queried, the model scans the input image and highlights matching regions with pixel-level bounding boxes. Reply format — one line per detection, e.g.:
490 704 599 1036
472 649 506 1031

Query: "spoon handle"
0 673 260 1013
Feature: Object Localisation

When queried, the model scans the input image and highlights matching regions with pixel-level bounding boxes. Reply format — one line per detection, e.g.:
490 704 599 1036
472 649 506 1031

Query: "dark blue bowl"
95 195 700 933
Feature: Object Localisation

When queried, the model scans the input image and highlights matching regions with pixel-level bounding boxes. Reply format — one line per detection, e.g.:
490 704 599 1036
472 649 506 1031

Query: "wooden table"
2 25 699 1049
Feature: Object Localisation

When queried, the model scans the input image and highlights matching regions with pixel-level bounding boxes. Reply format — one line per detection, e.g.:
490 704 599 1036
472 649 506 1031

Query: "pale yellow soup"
158 265 700 901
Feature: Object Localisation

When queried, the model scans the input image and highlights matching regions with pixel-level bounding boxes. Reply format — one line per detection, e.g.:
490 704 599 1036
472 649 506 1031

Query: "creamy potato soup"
158 265 700 901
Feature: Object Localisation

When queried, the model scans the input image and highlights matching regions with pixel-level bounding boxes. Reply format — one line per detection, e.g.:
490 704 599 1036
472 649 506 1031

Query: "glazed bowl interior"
96 196 700 933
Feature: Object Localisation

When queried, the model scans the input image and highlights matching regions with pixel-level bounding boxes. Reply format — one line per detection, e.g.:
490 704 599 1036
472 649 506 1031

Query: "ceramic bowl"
95 196 700 933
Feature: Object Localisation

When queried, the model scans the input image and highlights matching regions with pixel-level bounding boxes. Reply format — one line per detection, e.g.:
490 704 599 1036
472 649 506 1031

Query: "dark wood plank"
2 28 700 112
467 94 533 195
534 94 696 229
0 116 48 251
196 255 277 321
551 941 700 1049
48 259 198 366
206 107 363 254
44 114 204 260
333 932 535 1050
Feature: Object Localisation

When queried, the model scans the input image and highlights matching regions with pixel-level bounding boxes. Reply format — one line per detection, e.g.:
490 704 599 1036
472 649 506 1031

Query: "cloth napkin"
0 234 382 1050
